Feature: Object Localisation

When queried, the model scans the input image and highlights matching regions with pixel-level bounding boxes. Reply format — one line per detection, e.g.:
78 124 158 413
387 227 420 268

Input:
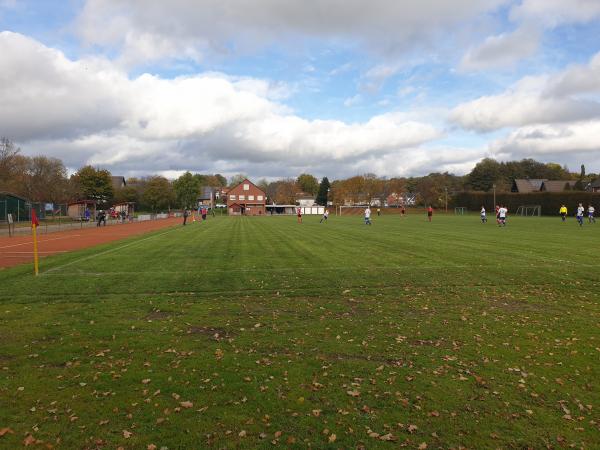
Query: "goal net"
515 205 541 217
338 205 369 216
454 207 466 215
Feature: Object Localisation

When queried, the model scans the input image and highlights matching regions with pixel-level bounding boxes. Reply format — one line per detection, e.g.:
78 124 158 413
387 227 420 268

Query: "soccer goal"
338 205 369 216
454 207 467 215
516 205 541 217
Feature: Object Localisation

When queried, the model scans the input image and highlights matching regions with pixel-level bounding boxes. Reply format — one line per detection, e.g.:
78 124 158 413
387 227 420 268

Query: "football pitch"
1 214 599 448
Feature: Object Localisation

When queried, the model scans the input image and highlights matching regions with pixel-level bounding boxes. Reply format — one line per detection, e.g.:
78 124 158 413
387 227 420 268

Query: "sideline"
0 235 81 249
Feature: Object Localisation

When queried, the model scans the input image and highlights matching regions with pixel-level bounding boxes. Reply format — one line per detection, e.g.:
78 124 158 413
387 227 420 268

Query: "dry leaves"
0 428 14 437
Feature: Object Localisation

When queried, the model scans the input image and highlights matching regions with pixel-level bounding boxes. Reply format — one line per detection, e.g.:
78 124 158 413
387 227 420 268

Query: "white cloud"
74 0 509 66
510 0 600 27
490 121 600 157
459 0 600 71
460 26 541 71
451 51 600 131
1 32 444 178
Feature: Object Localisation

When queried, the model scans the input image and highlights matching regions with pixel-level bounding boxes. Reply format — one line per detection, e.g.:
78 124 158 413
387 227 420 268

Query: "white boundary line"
0 235 81 249
42 226 182 275
39 262 600 276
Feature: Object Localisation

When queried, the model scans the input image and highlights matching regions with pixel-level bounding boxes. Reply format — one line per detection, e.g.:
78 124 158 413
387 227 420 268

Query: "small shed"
113 202 135 216
68 200 97 221
0 191 30 222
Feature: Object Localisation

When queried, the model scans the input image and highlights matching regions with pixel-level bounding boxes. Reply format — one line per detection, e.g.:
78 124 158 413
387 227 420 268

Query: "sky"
1 0 600 181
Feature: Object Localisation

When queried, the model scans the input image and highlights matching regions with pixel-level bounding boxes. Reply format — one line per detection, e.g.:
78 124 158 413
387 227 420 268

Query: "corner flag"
31 209 40 275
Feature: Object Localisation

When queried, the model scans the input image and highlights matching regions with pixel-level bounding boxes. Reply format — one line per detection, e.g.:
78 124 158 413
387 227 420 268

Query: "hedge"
450 191 600 216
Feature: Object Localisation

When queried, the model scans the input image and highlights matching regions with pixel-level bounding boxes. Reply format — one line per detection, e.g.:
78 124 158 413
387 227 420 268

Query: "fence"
450 191 600 216
0 207 176 237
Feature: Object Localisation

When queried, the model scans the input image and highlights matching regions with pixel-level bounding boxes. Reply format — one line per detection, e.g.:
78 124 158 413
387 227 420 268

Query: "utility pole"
493 184 496 208
444 187 448 213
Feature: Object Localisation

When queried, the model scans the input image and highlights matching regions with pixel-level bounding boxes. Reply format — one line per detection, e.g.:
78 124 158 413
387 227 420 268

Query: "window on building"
229 195 236 201
239 195 245 200
243 184 250 191
248 195 255 201
257 195 263 201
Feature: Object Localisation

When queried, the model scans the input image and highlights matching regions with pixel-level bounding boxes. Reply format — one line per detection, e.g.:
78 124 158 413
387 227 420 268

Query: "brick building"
226 179 266 215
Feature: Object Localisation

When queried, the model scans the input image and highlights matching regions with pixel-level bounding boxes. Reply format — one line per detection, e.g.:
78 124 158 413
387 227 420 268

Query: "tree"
173 172 201 208
143 176 175 212
0 138 27 194
71 166 114 206
23 156 69 203
468 158 503 191
273 179 298 204
229 174 248 187
296 173 319 195
362 173 383 204
315 177 331 206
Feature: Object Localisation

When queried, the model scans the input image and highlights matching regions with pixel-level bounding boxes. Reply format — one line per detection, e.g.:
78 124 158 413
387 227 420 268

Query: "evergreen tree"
315 177 331 206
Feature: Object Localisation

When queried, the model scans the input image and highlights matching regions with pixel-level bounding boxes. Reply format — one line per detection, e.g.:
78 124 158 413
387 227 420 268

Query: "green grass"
1 214 599 449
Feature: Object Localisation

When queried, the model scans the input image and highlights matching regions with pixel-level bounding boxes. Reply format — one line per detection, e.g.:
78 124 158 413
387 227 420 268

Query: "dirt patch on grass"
144 310 175 320
319 352 404 365
187 326 235 339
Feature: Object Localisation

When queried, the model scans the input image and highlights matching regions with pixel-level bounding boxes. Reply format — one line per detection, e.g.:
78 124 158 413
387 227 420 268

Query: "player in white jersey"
497 205 507 227
588 205 595 223
576 203 584 226
364 207 372 225
480 206 487 223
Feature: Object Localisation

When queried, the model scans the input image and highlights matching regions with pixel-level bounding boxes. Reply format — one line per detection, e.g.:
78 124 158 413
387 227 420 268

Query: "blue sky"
1 0 600 179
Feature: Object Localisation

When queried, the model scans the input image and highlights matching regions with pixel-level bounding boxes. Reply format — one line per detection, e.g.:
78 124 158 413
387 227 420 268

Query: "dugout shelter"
68 200 97 221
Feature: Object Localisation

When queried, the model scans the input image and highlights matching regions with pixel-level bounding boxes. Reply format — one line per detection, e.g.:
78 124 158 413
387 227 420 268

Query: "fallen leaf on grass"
122 430 132 439
328 434 337 443
418 442 428 449
147 445 157 450
23 435 40 446
142 379 151 384
180 401 193 408
408 424 418 433
0 428 14 437
347 390 360 397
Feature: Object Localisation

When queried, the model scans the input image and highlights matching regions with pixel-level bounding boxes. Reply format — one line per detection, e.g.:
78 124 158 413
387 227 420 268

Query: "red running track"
0 217 182 269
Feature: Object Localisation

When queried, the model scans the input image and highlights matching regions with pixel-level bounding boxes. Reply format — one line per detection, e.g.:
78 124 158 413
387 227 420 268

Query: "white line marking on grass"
42 227 182 275
0 235 81 249
40 262 595 276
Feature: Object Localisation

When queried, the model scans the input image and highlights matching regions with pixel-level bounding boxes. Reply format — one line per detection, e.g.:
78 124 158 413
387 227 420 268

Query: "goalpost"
515 205 542 217
337 205 368 216
454 207 467 215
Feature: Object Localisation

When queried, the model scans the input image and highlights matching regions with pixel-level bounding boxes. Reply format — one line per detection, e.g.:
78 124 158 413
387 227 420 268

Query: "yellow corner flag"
31 209 40 276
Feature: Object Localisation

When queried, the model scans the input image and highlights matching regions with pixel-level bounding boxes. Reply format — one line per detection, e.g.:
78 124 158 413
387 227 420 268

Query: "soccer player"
297 207 302 224
377 208 381 216
495 205 500 224
588 204 595 223
559 204 567 221
364 207 372 225
401 206 406 217
498 205 507 226
183 208 189 226
427 205 433 222
480 206 487 223
576 203 584 226
320 209 329 223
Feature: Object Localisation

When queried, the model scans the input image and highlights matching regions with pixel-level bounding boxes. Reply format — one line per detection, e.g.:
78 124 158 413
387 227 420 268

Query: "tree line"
2 137 596 211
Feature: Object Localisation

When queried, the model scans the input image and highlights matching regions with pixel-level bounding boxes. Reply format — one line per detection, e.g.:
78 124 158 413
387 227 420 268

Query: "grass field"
1 214 599 449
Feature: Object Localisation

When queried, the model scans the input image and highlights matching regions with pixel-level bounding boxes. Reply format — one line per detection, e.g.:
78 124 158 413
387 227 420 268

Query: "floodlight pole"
493 184 496 208
444 187 448 213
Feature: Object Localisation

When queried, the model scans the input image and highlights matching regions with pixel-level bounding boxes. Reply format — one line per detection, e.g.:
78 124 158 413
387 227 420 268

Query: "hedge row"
450 191 600 216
